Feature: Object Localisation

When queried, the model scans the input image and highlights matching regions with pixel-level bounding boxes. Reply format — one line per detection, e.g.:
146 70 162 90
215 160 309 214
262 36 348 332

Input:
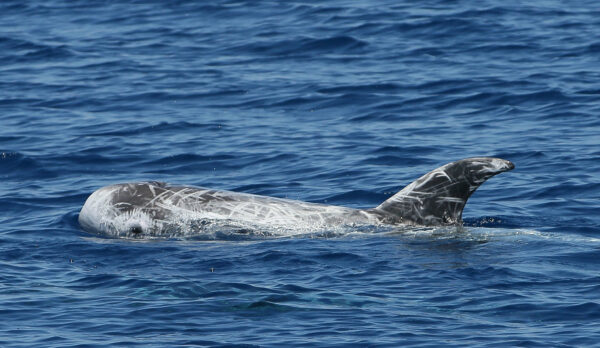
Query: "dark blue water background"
1 1 600 346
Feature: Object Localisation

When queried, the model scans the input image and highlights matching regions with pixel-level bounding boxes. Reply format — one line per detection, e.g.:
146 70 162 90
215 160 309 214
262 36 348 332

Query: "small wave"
0 151 55 179
117 89 247 102
231 300 300 313
87 121 224 137
229 35 368 56
0 36 76 63
270 95 329 107
0 36 51 52
317 83 402 94
141 153 235 166
470 43 537 53
314 251 365 262
438 227 600 245
371 145 438 155
299 35 367 53
392 18 487 37
23 44 74 61
361 155 431 166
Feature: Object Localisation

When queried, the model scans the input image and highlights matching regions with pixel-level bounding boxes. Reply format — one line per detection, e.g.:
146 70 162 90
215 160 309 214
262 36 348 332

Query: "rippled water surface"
2 1 600 346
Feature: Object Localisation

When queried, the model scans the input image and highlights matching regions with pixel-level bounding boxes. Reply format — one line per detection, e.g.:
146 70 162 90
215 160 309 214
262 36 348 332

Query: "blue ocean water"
1 0 600 346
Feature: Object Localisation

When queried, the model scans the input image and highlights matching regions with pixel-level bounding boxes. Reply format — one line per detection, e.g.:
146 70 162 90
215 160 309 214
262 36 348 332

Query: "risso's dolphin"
78 157 514 238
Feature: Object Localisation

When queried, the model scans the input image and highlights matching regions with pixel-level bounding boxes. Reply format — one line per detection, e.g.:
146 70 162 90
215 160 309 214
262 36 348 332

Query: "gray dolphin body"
79 157 514 238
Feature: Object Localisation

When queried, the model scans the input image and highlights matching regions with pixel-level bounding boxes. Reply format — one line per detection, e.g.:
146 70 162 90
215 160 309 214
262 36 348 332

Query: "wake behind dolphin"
79 157 514 238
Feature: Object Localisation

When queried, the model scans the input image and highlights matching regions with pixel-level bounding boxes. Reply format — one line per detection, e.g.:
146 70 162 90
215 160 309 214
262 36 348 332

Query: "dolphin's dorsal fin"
370 157 514 226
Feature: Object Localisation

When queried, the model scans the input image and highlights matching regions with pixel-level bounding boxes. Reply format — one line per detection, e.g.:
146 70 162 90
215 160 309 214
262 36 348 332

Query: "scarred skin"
79 157 514 238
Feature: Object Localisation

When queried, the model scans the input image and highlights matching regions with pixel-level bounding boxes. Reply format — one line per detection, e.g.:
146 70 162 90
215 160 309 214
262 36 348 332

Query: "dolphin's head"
78 183 168 238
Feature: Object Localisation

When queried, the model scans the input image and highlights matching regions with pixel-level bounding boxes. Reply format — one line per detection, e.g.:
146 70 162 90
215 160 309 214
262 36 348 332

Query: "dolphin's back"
163 183 375 226
79 181 376 237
